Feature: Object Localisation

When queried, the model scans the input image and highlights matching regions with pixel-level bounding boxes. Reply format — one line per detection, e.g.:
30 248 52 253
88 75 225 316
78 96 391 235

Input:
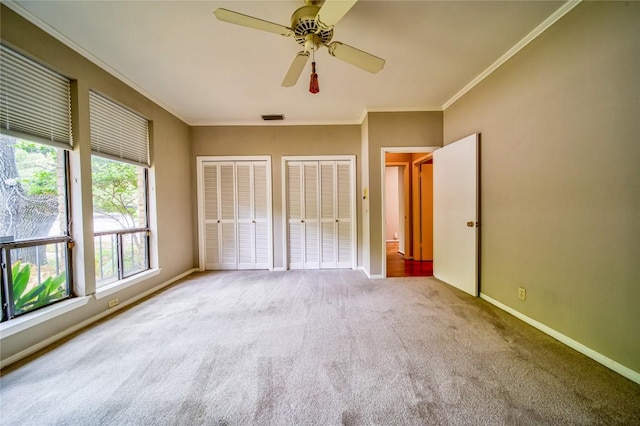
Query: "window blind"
89 91 150 166
0 44 72 147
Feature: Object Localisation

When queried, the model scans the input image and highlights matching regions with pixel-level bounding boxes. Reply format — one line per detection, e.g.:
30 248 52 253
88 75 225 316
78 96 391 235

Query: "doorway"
382 148 438 278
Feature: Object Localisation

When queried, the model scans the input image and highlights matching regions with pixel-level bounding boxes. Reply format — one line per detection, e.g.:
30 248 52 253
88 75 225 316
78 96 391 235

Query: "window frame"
92 162 151 288
1 150 74 321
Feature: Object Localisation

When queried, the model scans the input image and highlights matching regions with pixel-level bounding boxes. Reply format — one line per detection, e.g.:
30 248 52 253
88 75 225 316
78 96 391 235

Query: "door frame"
196 155 273 271
282 155 357 270
385 163 409 257
381 147 440 278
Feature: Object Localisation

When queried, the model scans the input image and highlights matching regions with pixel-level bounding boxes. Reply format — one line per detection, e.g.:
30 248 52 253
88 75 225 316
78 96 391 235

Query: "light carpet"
1 270 639 425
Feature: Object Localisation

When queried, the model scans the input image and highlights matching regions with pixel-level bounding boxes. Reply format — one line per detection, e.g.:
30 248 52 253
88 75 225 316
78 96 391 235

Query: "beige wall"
0 6 194 361
191 125 362 269
364 112 443 276
444 2 640 372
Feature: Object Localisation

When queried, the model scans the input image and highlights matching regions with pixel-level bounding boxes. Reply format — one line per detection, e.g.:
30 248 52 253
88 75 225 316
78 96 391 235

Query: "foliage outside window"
92 156 149 287
1 136 71 320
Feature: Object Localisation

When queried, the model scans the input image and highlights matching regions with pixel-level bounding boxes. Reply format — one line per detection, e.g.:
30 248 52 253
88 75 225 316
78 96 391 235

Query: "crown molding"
442 0 583 111
191 119 363 127
358 106 443 124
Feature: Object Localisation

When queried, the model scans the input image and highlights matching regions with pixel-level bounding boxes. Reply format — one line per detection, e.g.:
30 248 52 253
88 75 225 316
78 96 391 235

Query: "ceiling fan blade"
327 42 385 73
282 51 310 87
316 0 358 27
213 8 292 36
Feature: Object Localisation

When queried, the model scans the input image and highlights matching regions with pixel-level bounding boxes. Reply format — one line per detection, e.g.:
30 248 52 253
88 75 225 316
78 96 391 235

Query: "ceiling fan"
213 0 385 91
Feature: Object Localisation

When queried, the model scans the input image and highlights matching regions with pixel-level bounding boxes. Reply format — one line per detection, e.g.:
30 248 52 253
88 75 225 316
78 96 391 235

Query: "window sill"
94 268 161 300
0 296 91 339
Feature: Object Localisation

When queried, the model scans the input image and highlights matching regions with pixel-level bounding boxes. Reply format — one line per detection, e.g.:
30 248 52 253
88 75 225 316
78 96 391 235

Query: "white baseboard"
271 267 286 272
1 268 198 369
480 293 640 385
357 266 384 280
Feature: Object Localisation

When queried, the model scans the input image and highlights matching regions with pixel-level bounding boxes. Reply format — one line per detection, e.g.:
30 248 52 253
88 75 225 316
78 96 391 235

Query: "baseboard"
356 266 384 280
356 266 385 280
1 268 198 369
480 293 640 385
271 267 286 272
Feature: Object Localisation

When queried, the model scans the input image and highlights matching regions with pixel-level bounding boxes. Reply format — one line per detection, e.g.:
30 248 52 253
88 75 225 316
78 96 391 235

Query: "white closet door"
320 162 337 268
200 158 271 271
319 160 353 269
303 162 320 269
236 162 270 269
236 162 253 269
336 161 353 268
218 162 237 269
286 161 320 269
286 158 353 270
252 162 270 269
287 162 304 269
203 164 221 269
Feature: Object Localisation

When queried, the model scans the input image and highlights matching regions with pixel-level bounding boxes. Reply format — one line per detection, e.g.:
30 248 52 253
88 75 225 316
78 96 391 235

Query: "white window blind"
89 91 150 166
0 44 72 147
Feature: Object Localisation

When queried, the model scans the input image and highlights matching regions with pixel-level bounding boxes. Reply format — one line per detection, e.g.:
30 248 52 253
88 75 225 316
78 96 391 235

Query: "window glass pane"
94 233 118 288
0 136 67 242
122 231 148 278
10 242 69 315
91 156 147 231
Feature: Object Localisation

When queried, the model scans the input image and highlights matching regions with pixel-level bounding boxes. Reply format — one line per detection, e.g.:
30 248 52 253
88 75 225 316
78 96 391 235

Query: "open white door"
433 134 479 296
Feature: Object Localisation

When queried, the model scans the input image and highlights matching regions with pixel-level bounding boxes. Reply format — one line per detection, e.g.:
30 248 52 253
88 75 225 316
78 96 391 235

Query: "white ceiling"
7 0 566 126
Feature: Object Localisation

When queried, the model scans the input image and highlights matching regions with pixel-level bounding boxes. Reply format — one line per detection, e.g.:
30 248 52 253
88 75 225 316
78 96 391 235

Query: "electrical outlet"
518 287 526 301
108 298 119 308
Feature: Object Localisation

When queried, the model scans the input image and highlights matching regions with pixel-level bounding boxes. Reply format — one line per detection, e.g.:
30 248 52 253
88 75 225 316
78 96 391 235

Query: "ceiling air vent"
261 114 285 121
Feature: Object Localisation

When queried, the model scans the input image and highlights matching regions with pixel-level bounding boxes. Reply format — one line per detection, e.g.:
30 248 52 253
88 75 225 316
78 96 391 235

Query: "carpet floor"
1 270 639 425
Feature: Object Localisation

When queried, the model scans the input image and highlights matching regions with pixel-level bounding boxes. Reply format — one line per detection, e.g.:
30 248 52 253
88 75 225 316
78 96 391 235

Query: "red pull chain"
309 61 319 94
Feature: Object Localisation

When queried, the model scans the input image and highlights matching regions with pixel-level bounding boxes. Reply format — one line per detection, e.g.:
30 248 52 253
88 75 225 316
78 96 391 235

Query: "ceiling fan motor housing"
291 6 333 49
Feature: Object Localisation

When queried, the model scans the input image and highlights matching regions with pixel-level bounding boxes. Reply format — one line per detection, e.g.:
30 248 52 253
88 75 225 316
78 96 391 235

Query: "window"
89 91 151 288
92 157 149 286
0 45 73 321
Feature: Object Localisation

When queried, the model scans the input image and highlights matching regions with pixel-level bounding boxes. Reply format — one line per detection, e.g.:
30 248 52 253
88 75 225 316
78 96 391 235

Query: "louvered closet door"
303 162 320 268
286 159 353 270
203 163 221 269
335 161 353 268
202 160 271 270
252 162 269 268
218 163 237 269
320 162 337 268
287 162 304 269
286 162 320 269
237 162 270 269
319 161 353 268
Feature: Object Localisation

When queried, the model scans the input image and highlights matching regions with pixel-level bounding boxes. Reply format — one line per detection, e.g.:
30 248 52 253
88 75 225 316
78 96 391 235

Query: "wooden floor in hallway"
386 241 433 278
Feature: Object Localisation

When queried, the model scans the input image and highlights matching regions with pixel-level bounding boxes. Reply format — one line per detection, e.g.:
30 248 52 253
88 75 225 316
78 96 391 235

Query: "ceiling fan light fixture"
214 0 385 89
